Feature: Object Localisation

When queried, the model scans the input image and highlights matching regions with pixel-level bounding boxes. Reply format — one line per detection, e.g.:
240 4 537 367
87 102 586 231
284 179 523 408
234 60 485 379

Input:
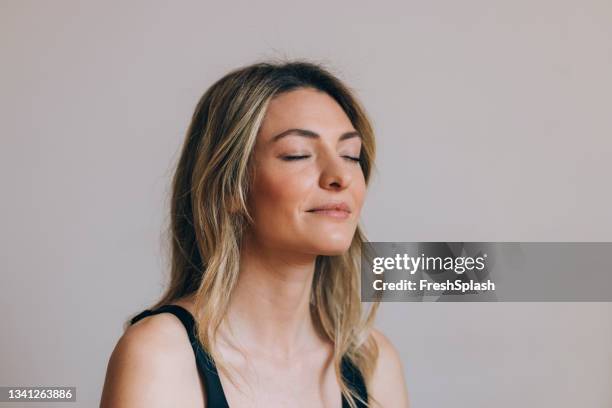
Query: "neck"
218 234 324 360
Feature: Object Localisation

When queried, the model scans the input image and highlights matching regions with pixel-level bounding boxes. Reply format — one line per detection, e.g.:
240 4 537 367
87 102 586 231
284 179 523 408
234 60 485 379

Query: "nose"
318 151 353 190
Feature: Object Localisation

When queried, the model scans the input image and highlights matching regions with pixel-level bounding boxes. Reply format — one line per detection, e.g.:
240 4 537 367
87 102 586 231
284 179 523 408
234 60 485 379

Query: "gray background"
1 1 611 407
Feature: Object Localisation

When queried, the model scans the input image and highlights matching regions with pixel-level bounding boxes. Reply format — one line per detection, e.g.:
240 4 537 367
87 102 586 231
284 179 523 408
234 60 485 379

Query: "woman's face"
246 87 367 256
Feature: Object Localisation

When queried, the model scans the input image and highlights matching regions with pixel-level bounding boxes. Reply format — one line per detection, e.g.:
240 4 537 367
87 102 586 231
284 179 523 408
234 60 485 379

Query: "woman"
100 60 410 408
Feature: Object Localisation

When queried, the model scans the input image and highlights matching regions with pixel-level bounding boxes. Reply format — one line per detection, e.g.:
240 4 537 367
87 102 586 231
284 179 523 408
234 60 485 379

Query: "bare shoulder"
368 328 411 408
100 312 205 407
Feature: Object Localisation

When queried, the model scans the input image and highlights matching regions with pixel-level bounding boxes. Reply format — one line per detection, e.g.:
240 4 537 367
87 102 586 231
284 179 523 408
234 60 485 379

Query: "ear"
228 195 241 214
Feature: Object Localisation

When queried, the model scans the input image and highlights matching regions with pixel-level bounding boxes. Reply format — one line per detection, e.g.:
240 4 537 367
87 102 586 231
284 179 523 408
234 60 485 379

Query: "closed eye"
281 155 360 162
281 155 310 161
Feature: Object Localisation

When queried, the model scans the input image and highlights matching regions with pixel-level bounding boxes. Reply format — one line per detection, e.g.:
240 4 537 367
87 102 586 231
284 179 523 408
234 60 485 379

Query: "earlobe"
228 195 246 215
228 198 240 214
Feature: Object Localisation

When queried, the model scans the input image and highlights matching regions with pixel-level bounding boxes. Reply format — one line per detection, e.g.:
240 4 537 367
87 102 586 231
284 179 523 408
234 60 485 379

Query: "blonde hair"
131 58 381 408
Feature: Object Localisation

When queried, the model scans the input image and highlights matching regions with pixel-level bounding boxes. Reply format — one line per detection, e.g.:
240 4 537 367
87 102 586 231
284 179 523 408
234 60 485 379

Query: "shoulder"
368 328 411 408
100 311 205 407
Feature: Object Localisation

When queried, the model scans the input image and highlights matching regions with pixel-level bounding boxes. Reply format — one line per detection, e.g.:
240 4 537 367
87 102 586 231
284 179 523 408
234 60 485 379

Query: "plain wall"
1 1 611 407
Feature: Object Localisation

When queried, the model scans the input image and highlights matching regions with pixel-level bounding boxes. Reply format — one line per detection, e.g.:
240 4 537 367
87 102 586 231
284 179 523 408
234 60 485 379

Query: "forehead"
258 88 355 142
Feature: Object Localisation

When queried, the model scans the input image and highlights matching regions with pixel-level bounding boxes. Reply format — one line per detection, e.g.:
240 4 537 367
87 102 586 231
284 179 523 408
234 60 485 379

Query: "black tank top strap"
129 304 230 408
341 355 369 408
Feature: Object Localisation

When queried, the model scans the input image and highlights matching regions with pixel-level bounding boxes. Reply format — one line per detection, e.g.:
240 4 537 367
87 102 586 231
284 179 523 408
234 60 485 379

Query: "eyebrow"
269 128 362 143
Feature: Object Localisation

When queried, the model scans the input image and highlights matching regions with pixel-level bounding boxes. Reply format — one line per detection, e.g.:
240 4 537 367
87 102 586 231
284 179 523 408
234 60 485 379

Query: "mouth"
307 202 352 213
306 208 351 219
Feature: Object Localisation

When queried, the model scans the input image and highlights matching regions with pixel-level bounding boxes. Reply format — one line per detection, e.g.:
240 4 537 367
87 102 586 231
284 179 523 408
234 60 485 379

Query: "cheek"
352 171 367 214
250 166 312 220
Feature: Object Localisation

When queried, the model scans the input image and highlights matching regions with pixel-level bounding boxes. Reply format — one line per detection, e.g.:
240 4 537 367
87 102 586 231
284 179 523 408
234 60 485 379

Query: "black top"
130 304 368 408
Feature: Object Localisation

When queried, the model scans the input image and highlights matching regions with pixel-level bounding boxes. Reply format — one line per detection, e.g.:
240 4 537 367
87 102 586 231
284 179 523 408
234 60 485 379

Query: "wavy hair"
129 58 381 408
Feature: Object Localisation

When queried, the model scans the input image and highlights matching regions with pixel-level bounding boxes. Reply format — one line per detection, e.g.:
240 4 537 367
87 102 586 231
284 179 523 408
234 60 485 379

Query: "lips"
307 201 351 213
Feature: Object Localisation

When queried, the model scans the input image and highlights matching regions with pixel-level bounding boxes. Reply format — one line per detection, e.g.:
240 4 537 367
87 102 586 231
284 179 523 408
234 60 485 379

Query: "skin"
100 87 410 407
